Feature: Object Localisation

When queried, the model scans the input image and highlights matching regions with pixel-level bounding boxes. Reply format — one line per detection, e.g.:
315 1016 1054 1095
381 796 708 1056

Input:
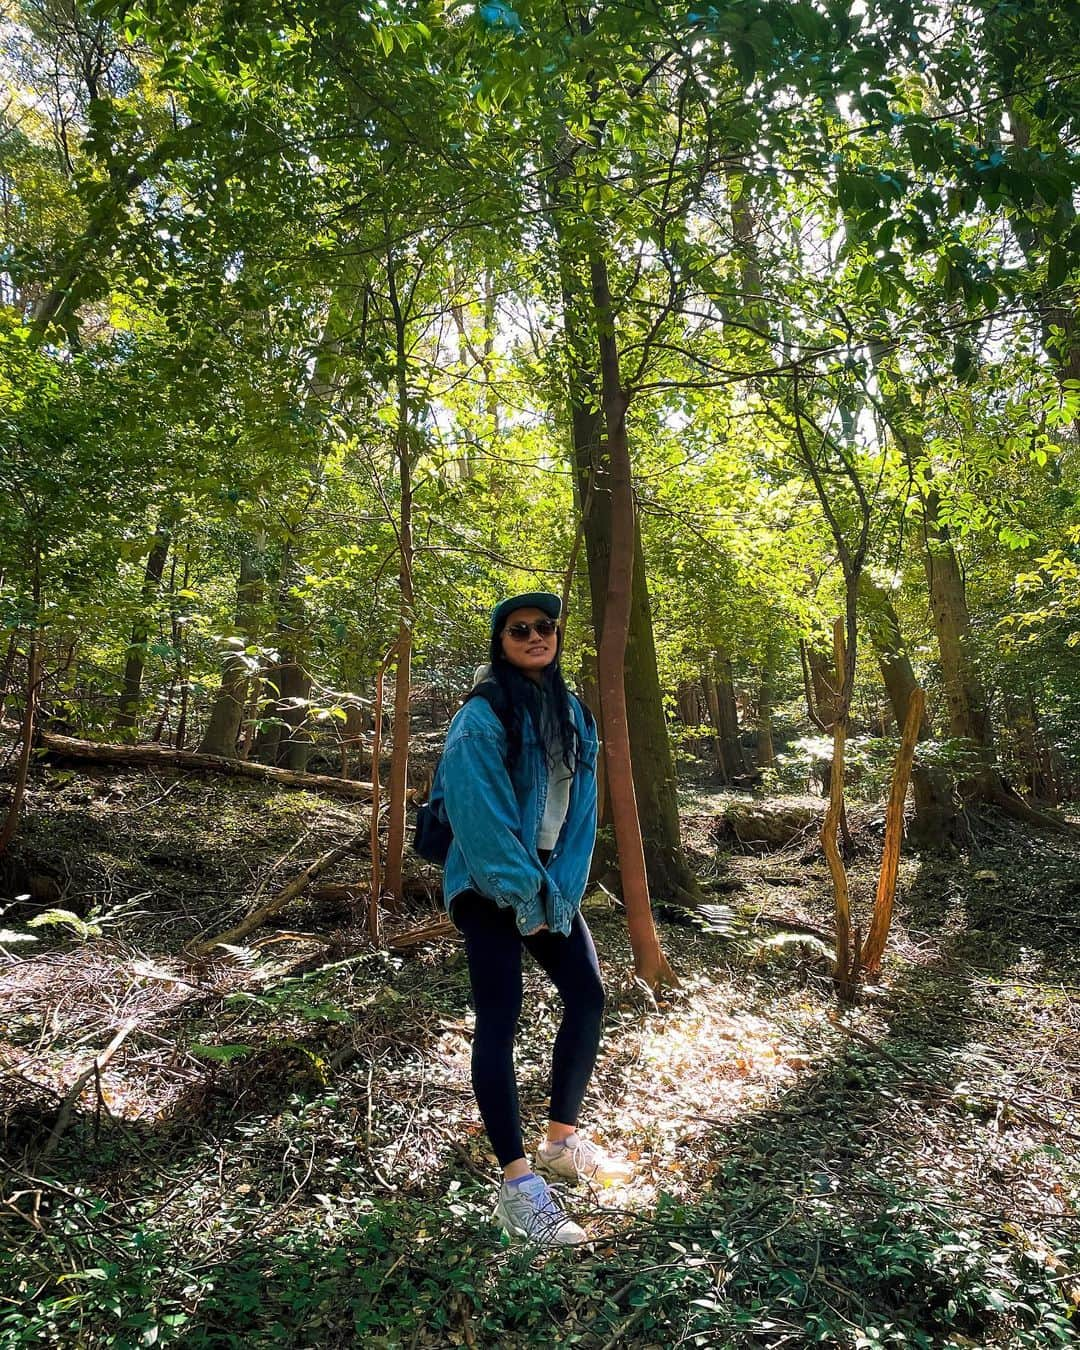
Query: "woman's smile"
500 607 558 678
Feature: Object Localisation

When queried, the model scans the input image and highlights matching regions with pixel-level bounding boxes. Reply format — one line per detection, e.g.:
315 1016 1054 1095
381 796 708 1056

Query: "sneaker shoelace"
522 1182 568 1237
567 1137 602 1172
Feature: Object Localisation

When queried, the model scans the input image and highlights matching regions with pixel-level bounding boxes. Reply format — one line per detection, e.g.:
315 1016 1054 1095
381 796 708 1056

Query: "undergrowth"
2 771 1079 1348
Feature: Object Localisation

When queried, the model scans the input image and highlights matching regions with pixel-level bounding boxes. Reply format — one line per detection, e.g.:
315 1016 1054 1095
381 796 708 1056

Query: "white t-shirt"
538 749 574 849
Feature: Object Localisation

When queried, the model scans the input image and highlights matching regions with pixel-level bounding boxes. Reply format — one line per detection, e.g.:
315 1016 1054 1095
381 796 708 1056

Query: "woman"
428 591 630 1246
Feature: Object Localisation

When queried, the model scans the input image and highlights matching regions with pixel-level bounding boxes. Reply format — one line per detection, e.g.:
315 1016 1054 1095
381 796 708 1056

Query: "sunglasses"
504 618 559 641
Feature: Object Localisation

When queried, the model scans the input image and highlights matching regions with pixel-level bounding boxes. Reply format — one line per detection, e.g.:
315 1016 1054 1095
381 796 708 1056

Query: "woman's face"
499 606 558 679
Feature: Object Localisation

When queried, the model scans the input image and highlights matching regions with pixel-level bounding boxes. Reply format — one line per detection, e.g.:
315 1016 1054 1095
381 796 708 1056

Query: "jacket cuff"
514 890 547 935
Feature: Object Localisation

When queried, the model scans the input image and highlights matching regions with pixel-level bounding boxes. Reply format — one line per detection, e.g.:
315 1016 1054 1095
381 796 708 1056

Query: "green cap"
490 591 562 635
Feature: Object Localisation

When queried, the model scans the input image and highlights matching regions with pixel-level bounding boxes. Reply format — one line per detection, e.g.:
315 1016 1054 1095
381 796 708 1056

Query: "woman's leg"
452 891 529 1174
523 912 605 1135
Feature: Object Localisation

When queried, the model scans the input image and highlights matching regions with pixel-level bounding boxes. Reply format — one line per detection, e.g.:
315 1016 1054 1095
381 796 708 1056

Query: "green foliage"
1 0 1077 785
25 909 103 941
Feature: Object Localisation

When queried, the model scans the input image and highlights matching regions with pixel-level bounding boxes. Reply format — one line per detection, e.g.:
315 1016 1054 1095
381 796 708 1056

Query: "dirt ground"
2 764 1078 1348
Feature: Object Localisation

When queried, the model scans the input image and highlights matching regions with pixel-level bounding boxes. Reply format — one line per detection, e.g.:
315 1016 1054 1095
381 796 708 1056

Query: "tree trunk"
862 687 925 977
276 657 313 772
702 671 725 777
382 248 414 913
198 540 264 758
115 510 174 733
676 681 700 726
806 643 842 728
858 574 964 847
252 552 290 768
0 639 41 855
920 491 1075 830
368 643 395 943
922 492 994 763
819 619 857 1002
712 652 747 784
0 633 18 724
756 650 777 769
588 245 676 990
558 244 701 908
340 700 367 781
874 383 1076 833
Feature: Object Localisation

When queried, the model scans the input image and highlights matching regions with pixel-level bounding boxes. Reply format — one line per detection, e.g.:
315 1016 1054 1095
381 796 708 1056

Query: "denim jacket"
430 691 598 936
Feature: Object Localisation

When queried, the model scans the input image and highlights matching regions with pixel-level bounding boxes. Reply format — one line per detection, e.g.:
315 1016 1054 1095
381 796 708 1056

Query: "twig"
597 1301 650 1350
39 1019 137 1159
194 835 364 954
449 1139 495 1184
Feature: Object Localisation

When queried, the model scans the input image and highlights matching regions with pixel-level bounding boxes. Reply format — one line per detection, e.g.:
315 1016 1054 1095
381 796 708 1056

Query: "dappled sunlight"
588 977 831 1211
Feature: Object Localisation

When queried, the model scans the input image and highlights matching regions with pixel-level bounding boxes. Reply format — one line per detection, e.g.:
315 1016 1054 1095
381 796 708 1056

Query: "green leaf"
190 1043 254 1063
25 909 102 940
1047 245 1069 290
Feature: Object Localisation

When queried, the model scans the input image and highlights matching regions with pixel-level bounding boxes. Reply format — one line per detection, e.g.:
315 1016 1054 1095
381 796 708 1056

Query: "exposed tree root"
983 784 1080 835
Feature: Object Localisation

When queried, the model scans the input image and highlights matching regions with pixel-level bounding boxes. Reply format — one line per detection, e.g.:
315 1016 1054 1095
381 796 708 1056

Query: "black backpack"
412 682 513 865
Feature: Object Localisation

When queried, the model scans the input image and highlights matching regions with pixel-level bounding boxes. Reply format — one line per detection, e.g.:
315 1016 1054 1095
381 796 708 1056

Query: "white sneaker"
535 1133 633 1184
494 1175 587 1246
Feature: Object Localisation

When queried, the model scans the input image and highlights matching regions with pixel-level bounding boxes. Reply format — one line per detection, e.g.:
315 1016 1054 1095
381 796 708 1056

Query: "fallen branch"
386 914 459 950
40 1019 137 1159
749 911 836 945
195 835 365 955
39 733 374 800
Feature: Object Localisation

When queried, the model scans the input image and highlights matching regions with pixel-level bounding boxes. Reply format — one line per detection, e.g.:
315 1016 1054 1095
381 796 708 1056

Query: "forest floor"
1 761 1079 1349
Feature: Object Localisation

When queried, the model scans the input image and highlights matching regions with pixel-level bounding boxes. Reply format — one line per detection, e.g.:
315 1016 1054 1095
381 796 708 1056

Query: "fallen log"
39 733 374 801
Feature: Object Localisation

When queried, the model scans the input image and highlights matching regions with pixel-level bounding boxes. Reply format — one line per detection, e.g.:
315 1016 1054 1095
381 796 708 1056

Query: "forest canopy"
1 0 1076 815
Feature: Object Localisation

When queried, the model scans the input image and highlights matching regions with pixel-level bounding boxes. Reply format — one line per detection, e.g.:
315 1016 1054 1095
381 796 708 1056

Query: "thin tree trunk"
115 510 174 732
276 654 313 773
589 245 676 990
340 701 367 781
756 650 777 769
556 217 701 907
199 540 264 758
863 688 925 977
254 550 312 772
858 574 964 846
0 633 19 723
239 682 261 760
922 491 995 779
713 652 747 783
702 671 725 777
176 682 189 750
577 648 605 825
820 619 857 1001
383 248 414 913
368 643 395 944
0 639 41 855
152 674 177 743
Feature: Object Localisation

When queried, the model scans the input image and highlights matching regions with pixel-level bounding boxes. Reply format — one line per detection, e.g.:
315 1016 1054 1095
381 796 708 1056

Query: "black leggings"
451 890 605 1169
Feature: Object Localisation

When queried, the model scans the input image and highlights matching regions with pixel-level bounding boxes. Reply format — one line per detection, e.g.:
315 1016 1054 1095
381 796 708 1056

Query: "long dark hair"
465 627 579 771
